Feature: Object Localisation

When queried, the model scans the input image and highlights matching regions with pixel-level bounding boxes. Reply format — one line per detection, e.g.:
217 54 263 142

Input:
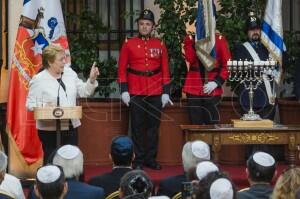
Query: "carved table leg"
288 133 297 166
212 134 221 163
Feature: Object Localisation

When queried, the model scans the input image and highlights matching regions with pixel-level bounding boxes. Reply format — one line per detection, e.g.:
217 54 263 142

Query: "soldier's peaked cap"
136 9 155 24
246 11 261 31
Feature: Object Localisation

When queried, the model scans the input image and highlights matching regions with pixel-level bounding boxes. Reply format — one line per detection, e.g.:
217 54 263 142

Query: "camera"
181 182 193 199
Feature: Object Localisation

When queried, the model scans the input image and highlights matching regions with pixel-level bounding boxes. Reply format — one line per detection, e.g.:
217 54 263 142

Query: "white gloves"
121 92 130 106
122 92 174 108
161 94 174 108
203 81 218 94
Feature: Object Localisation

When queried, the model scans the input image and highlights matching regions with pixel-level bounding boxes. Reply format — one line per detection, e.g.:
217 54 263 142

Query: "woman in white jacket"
26 44 99 163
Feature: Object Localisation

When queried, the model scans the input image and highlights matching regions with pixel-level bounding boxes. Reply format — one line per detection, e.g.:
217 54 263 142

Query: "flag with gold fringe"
261 0 286 83
195 0 216 71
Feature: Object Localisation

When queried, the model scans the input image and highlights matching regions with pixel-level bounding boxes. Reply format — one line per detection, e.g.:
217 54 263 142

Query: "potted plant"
67 10 128 166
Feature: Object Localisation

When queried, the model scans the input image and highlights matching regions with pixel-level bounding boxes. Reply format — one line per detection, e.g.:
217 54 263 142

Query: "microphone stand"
56 74 62 148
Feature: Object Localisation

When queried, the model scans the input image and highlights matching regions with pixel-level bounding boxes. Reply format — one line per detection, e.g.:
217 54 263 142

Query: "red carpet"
84 163 289 190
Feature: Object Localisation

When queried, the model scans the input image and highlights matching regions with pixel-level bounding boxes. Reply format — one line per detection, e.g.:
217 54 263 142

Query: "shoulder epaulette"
125 36 134 43
216 30 223 40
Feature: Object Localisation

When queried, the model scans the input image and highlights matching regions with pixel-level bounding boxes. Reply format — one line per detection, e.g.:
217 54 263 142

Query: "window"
283 0 300 32
62 0 144 60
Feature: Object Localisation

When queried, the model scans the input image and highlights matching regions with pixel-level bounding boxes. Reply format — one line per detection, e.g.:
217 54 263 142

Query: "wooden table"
180 124 300 166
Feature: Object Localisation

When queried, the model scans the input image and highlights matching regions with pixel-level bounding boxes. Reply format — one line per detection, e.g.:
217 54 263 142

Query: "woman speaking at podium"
26 44 99 163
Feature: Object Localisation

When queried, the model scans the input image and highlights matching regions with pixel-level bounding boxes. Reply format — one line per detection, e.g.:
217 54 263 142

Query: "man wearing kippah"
34 165 67 199
0 151 25 199
119 170 153 198
28 145 105 199
118 9 172 170
237 151 276 199
88 136 133 197
157 140 210 197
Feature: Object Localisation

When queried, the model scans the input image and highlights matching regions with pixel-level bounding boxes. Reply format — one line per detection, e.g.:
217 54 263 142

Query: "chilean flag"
7 0 69 164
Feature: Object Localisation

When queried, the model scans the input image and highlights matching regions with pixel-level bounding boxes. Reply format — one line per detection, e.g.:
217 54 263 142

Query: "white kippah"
149 196 170 199
210 178 233 199
37 165 61 183
196 161 219 180
191 141 210 160
57 145 80 160
253 152 275 167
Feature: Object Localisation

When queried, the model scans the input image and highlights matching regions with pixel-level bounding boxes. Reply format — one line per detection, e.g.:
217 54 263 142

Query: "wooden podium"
34 106 82 147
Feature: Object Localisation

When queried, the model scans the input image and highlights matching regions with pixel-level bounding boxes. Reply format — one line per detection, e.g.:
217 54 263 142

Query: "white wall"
8 1 22 66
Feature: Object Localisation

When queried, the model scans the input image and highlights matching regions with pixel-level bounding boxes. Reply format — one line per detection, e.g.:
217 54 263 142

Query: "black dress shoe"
144 162 162 170
133 163 143 170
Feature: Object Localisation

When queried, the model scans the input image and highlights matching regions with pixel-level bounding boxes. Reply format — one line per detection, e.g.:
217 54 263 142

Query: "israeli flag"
195 0 216 71
261 0 286 70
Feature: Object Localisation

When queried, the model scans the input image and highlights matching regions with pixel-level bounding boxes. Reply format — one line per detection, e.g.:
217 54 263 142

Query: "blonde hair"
272 167 300 199
42 44 64 69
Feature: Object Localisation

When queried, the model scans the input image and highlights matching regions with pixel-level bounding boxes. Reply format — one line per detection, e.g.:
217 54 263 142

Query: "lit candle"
270 60 276 66
259 61 265 66
264 60 270 66
232 61 237 66
238 60 243 66
253 60 259 66
227 60 233 66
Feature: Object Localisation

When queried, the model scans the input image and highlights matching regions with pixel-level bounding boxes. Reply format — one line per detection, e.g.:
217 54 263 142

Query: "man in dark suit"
233 12 277 120
28 145 105 199
34 164 68 199
88 136 133 197
233 12 285 160
237 151 276 199
156 140 210 197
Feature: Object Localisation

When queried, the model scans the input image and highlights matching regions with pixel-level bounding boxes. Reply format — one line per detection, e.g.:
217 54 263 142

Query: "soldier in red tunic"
183 33 231 124
118 9 172 170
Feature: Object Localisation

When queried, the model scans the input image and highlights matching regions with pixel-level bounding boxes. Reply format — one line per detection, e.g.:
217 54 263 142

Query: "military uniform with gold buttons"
118 9 170 170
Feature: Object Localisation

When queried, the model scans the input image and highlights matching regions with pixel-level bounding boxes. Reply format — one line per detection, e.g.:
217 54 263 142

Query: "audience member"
237 151 276 199
194 171 236 199
188 161 219 181
28 145 105 199
157 140 210 197
271 167 300 199
0 151 25 199
88 136 133 196
119 170 153 199
34 165 67 199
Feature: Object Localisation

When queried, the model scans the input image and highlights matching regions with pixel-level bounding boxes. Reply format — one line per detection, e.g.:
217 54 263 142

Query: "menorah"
227 59 277 121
